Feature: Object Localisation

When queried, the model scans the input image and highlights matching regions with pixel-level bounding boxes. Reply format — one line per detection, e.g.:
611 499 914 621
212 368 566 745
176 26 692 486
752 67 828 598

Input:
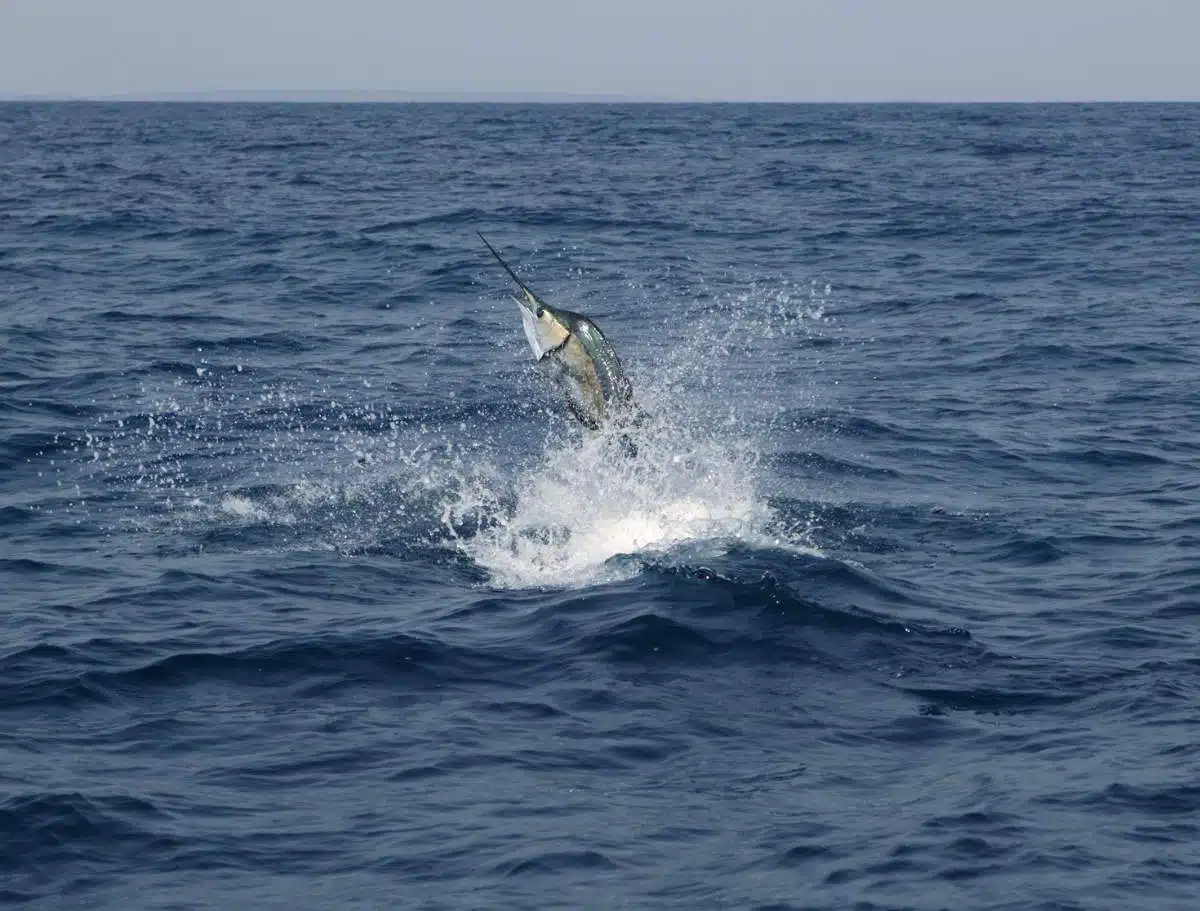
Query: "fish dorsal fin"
478 233 543 309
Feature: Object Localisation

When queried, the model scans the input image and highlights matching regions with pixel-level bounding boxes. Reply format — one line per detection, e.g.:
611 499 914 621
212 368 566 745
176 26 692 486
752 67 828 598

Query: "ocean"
1 102 1198 909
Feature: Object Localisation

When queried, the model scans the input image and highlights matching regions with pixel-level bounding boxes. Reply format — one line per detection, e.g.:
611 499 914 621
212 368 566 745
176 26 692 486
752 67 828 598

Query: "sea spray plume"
453 262 832 590
477 233 646 453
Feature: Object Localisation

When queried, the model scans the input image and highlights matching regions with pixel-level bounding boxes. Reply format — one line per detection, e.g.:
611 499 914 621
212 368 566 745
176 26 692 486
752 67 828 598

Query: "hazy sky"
1 0 1197 101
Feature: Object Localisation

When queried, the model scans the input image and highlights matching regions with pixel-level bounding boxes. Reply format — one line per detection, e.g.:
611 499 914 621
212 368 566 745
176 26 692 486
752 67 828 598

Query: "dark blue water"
2 102 1199 909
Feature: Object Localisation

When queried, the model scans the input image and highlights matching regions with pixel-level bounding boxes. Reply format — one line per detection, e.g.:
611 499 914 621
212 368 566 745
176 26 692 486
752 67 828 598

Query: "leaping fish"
478 233 643 437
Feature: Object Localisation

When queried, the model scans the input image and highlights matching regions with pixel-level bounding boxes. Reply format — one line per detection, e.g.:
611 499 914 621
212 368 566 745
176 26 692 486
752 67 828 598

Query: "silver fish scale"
572 320 634 409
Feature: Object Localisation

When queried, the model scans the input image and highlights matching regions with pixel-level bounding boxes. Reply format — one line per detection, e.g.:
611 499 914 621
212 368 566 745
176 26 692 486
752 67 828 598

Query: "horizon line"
1 90 1197 105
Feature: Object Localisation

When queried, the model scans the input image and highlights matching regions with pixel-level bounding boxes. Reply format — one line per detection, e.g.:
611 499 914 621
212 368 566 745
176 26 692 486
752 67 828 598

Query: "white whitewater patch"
218 494 271 522
442 417 802 589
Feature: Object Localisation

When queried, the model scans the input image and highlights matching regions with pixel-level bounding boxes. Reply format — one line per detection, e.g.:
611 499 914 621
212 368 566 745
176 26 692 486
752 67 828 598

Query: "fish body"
479 233 640 432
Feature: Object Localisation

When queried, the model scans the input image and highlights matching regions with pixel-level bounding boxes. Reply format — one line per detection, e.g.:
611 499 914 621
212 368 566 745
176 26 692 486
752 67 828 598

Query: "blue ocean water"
1 101 1198 909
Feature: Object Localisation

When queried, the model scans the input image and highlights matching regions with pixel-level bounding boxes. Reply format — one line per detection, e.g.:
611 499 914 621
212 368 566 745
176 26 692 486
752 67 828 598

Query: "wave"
0 630 533 711
0 790 178 902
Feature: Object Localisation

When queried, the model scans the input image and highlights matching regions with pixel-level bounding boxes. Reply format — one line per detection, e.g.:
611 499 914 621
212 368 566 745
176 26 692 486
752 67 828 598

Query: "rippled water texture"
2 103 1199 909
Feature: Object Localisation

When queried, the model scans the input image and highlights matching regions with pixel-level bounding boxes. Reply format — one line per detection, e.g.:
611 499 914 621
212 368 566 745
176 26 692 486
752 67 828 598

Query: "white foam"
449 409 815 590
219 495 269 521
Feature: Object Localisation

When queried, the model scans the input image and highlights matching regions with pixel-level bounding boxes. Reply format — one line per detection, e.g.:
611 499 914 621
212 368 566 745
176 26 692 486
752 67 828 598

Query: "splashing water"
451 418 788 589
58 277 832 585
447 275 834 588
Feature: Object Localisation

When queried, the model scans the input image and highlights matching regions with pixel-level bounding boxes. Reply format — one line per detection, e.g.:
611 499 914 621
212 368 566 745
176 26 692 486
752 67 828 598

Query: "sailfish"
478 233 644 442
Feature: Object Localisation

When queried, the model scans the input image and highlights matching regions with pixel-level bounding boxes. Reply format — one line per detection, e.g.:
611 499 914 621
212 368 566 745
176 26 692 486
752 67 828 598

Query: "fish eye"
536 308 544 318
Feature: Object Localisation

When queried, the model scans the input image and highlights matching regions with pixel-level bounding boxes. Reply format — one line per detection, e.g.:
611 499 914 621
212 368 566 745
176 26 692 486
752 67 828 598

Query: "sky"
0 0 1197 102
